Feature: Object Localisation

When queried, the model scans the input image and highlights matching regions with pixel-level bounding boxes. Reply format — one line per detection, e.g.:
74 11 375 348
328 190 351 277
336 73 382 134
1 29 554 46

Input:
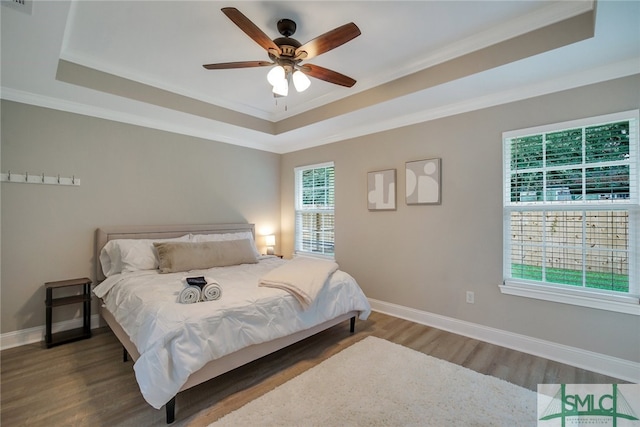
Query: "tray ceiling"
1 1 639 153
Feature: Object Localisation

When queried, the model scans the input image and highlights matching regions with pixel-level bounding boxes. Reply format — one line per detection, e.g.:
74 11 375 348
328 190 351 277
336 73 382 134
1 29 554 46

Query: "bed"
93 223 371 423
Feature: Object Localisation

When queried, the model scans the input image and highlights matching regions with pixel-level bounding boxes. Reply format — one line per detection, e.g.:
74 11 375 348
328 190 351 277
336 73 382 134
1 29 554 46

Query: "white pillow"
99 241 123 277
190 231 260 258
99 235 189 276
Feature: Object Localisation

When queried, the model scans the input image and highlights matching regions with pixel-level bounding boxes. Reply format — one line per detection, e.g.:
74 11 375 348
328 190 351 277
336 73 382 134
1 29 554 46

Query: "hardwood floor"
0 311 624 426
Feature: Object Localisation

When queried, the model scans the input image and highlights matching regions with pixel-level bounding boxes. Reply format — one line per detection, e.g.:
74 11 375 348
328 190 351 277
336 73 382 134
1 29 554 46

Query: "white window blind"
502 110 639 314
295 162 335 257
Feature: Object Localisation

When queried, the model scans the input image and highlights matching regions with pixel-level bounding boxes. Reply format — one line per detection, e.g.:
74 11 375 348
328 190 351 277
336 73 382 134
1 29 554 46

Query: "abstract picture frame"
406 158 441 205
367 169 396 211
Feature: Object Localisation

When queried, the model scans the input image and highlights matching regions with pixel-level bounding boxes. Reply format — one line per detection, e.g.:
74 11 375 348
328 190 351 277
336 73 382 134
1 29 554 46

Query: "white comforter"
93 257 371 409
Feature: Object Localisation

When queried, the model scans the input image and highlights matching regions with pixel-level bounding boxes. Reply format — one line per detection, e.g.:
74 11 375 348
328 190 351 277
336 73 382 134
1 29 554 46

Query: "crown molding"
281 59 640 153
0 86 278 153
358 1 596 91
58 51 274 122
2 58 637 154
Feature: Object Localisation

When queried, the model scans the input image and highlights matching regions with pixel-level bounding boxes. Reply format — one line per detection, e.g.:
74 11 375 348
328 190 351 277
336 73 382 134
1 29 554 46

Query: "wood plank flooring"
0 311 624 427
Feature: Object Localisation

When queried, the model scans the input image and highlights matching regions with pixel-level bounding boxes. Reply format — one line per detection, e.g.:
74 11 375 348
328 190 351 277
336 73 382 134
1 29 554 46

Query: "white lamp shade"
292 70 311 92
272 80 288 96
267 66 285 86
265 235 276 247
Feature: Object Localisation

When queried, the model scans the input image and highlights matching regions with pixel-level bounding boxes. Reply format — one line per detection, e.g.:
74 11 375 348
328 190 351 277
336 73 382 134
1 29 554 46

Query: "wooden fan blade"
203 61 273 70
221 8 281 55
295 23 360 60
301 64 356 88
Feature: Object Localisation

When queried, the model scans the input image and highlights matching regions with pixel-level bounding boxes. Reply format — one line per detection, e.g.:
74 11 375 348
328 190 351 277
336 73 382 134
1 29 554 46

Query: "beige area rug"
210 336 537 426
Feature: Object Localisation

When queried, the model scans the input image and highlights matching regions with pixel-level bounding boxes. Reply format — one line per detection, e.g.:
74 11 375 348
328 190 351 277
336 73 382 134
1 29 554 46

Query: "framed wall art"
367 169 396 211
406 158 441 205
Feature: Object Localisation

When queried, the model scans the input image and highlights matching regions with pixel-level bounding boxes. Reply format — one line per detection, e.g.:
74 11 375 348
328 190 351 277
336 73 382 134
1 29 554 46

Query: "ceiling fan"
203 7 361 95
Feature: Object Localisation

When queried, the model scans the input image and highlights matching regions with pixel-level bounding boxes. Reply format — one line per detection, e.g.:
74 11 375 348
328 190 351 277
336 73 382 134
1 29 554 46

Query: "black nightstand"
44 277 92 348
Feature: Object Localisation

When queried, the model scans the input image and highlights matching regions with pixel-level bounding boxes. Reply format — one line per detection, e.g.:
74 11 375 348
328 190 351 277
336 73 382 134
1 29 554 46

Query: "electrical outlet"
466 291 475 304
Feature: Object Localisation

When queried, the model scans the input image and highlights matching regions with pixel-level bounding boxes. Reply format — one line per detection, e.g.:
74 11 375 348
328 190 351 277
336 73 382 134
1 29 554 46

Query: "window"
295 162 335 258
501 110 639 315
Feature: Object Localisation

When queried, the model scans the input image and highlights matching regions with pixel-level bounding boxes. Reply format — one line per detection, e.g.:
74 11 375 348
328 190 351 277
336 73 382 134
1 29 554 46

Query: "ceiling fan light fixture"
267 66 286 86
272 79 289 97
292 70 311 92
206 9 360 101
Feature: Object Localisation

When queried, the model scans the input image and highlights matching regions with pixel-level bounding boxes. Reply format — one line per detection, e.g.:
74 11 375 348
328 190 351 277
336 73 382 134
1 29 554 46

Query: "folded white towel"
179 285 201 304
202 282 222 301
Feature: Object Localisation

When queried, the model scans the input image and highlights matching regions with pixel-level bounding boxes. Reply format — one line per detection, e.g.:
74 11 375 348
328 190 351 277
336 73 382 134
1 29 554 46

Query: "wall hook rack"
1 171 81 186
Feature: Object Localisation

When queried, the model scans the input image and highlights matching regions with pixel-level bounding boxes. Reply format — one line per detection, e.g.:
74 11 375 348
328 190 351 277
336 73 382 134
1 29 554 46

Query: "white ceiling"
1 1 639 153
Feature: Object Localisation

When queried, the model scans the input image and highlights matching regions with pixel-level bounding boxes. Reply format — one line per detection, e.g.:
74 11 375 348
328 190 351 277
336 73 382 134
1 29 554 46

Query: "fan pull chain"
273 95 288 111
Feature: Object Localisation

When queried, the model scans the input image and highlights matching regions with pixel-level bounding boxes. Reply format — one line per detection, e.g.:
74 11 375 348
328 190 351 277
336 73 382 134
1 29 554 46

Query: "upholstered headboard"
94 223 255 282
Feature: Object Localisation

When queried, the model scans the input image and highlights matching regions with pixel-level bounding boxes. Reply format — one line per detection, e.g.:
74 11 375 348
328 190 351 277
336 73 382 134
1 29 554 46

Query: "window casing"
501 110 639 315
295 162 335 258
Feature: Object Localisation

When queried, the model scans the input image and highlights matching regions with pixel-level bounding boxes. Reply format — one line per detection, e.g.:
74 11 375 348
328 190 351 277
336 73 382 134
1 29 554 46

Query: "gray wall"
1 101 281 333
281 75 640 362
2 75 639 363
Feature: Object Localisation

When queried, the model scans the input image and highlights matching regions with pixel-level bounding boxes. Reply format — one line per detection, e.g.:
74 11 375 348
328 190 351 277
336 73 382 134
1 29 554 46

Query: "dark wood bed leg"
350 316 356 333
166 397 176 424
123 346 128 362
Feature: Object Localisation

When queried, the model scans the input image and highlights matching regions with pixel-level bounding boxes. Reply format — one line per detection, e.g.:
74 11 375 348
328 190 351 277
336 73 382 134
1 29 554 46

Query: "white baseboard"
369 298 640 383
0 315 102 350
3 303 638 383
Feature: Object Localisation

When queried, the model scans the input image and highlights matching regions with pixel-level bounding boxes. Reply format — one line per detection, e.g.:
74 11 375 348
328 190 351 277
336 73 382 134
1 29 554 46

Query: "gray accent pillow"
154 239 258 273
